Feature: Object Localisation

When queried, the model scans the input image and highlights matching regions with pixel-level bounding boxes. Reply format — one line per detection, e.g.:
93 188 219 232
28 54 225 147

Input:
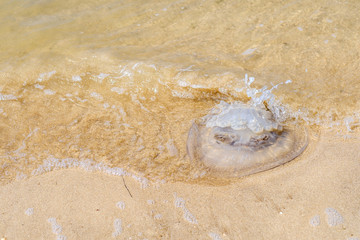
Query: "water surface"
0 0 359 183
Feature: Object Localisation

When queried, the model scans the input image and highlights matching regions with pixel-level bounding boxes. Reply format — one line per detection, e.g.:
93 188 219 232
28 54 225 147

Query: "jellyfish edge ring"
186 102 308 178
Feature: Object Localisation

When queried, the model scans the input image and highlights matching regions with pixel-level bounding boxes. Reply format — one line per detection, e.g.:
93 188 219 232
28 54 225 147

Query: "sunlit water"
0 0 359 184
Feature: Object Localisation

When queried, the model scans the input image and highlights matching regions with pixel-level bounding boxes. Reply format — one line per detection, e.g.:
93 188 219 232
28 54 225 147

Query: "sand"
0 129 359 240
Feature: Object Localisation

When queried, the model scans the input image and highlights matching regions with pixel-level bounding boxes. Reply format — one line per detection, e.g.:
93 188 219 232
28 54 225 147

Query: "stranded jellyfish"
187 101 308 178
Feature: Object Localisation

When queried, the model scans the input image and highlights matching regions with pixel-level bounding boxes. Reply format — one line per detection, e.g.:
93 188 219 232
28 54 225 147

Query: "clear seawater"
0 0 359 183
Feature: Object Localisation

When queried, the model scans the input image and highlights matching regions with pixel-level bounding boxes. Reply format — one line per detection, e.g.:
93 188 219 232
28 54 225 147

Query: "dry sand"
0 129 359 240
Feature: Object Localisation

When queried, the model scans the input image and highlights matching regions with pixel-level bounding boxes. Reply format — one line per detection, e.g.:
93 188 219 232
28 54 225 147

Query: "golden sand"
0 129 359 239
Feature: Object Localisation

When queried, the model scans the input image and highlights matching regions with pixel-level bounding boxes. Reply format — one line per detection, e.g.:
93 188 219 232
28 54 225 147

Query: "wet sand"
0 129 359 240
1 0 360 239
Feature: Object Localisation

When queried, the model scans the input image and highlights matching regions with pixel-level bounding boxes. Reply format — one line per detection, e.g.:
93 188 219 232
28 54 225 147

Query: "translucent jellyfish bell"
187 102 308 178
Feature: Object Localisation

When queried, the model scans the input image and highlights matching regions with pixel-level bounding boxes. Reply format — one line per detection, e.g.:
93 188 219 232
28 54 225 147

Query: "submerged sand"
0 129 359 240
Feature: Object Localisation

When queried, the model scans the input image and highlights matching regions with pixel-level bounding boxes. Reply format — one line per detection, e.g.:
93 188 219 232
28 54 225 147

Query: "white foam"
90 92 103 101
13 128 39 155
208 232 223 240
16 172 27 180
190 84 206 89
44 89 56 95
48 218 62 234
240 74 294 123
177 80 189 87
242 48 256 55
75 96 87 103
117 65 133 79
174 193 198 225
111 87 125 95
31 156 149 188
25 208 34 216
71 75 82 82
309 215 320 226
154 214 162 220
112 218 122 237
37 71 56 82
48 217 67 239
131 94 150 112
325 207 344 226
0 93 17 101
136 145 145 151
171 90 194 98
179 65 194 72
116 201 125 210
147 200 155 205
34 84 45 89
344 116 360 132
97 73 109 81
101 60 357 133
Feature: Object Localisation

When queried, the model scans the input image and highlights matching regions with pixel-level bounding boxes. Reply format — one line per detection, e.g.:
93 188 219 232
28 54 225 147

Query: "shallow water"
0 0 359 183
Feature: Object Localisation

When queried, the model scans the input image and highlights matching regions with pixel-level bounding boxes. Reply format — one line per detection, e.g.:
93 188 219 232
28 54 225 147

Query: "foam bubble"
242 48 256 55
71 75 82 82
31 156 149 188
25 208 34 216
44 89 56 95
325 207 344 226
116 201 125 210
0 94 17 101
309 215 320 226
37 71 56 82
174 193 198 224
48 217 67 239
112 218 122 237
209 232 223 240
90 92 103 101
154 214 162 220
111 87 125 95
34 84 45 89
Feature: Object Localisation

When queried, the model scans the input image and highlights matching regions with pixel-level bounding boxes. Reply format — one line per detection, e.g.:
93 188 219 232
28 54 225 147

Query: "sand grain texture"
0 130 359 240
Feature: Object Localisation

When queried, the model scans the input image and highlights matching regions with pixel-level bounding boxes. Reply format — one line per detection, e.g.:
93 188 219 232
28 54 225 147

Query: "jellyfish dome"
187 101 308 178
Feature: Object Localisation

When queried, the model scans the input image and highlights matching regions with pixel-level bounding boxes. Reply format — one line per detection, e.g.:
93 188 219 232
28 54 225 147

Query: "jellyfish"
187 101 308 178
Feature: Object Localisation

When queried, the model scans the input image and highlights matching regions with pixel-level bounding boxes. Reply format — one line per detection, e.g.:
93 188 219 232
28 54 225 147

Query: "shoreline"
0 129 359 239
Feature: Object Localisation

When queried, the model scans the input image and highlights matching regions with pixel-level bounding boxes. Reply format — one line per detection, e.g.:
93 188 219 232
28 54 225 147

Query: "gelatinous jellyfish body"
187 102 308 178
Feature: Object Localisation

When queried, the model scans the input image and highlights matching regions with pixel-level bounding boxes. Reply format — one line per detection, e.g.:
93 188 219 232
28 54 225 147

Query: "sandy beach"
0 128 359 240
1 0 360 239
